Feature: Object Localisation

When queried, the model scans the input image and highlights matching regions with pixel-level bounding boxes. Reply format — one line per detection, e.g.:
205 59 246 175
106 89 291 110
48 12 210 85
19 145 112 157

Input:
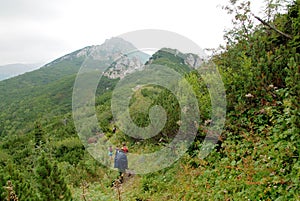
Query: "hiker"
114 147 128 183
112 126 117 133
122 142 128 153
108 145 113 161
114 147 120 167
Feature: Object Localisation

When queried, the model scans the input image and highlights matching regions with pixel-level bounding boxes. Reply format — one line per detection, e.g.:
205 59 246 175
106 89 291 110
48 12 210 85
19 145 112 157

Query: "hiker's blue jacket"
114 150 128 171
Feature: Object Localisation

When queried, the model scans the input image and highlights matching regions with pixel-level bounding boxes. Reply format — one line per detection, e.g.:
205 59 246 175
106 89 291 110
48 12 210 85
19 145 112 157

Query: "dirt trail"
113 170 137 199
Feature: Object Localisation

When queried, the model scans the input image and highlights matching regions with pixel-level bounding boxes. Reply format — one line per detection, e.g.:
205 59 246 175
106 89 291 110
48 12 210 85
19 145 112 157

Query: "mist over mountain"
0 63 42 81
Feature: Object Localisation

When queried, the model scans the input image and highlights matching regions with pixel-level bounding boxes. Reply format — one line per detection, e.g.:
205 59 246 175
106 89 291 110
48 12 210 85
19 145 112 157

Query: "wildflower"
204 119 212 125
245 93 254 98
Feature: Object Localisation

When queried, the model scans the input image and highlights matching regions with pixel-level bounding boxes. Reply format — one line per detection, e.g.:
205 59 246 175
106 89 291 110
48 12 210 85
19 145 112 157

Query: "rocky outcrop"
103 54 145 79
184 53 204 69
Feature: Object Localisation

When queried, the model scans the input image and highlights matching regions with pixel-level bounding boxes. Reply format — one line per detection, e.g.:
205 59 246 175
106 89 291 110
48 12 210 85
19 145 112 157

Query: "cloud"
0 0 62 21
0 0 70 64
0 0 266 66
0 32 69 65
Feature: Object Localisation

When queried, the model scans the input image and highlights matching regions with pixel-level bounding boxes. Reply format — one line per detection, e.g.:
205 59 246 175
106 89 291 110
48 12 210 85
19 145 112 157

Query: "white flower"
204 119 212 125
245 93 254 98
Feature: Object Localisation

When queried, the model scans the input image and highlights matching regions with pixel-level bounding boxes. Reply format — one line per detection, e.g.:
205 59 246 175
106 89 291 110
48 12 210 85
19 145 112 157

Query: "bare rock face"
41 37 150 81
184 53 204 69
103 54 145 79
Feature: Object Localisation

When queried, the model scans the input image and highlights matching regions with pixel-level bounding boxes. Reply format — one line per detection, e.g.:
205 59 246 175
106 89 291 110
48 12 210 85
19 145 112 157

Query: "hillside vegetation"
0 0 299 200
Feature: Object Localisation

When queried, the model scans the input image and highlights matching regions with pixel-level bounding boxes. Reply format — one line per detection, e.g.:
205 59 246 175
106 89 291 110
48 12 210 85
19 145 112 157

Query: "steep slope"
76 2 299 200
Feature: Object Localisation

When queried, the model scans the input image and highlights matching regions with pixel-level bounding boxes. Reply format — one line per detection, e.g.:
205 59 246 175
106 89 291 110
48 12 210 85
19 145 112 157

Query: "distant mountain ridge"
0 63 42 81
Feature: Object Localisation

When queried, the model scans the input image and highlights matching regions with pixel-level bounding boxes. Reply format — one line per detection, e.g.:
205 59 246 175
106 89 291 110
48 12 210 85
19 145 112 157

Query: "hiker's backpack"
114 151 128 170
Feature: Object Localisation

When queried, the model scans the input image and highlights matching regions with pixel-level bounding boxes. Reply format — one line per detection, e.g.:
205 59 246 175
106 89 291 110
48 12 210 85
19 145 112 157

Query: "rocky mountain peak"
44 37 142 68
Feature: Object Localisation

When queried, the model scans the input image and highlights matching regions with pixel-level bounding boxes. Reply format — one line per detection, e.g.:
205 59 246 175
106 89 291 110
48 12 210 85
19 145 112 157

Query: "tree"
35 153 72 200
1 162 38 201
34 122 44 149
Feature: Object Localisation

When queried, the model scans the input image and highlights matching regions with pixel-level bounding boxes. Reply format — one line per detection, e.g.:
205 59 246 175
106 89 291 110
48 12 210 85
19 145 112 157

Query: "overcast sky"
0 0 266 66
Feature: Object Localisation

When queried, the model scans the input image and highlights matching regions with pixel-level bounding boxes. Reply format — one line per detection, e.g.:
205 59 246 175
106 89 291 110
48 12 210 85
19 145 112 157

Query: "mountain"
0 37 150 135
45 37 149 69
0 63 42 81
0 37 205 137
